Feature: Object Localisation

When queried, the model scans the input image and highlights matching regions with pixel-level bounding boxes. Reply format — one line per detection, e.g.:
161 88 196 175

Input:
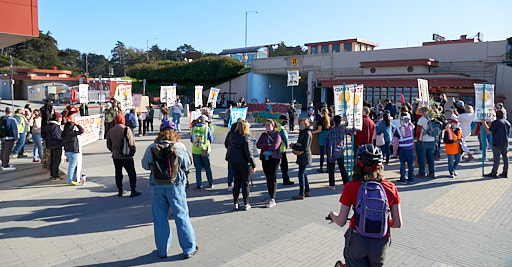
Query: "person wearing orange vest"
443 119 463 178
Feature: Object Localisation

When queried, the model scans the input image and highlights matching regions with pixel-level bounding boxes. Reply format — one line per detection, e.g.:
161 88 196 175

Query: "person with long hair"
312 108 332 173
376 112 395 164
291 118 313 199
141 128 198 259
329 144 402 266
256 119 282 208
62 121 84 185
228 121 256 210
325 115 352 190
29 109 43 163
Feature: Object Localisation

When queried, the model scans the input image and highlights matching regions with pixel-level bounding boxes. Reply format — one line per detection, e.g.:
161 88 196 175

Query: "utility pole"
10 55 14 106
245 11 258 48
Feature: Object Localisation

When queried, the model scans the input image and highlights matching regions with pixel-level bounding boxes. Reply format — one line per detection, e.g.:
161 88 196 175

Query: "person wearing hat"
392 112 415 184
107 114 142 197
277 115 294 185
444 118 463 178
1 107 20 171
103 103 116 139
190 115 214 191
45 112 63 180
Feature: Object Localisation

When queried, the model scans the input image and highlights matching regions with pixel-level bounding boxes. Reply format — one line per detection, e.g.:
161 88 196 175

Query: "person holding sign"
481 109 511 178
354 107 376 154
172 98 184 132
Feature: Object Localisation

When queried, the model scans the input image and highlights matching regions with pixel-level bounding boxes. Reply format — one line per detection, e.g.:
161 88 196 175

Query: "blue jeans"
193 154 213 187
32 133 43 160
447 153 461 175
417 141 435 175
65 152 79 184
380 141 391 162
11 132 26 155
151 186 196 257
298 164 310 196
319 145 325 169
399 148 415 182
227 161 233 186
173 113 182 131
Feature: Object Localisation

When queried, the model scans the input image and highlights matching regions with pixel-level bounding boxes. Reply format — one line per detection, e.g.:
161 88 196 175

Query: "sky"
39 0 512 58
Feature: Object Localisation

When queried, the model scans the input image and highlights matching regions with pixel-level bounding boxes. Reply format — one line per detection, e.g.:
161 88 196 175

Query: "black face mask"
281 121 288 125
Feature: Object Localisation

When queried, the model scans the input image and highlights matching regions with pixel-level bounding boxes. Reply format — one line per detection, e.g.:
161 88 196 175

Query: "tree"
59 48 83 74
110 41 128 76
269 42 307 57
177 44 195 54
83 53 110 77
10 31 64 69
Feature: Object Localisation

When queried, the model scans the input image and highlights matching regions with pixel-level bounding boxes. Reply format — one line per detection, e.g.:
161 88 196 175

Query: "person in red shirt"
329 144 402 266
354 107 376 154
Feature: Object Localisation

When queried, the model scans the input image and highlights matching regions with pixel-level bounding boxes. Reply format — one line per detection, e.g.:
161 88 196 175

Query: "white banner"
114 84 133 111
287 70 299 87
75 115 102 146
474 83 495 122
160 86 177 106
333 84 364 130
78 84 89 104
207 87 220 108
417 79 429 108
194 86 203 107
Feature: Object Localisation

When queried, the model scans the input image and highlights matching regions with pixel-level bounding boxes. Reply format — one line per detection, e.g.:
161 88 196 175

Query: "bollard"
184 104 189 117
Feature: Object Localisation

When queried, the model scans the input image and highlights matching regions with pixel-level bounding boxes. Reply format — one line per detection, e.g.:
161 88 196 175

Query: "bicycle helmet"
356 144 383 171
160 120 177 131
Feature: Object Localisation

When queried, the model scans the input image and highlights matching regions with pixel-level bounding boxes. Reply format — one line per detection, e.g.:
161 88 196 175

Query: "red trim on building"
360 59 438 68
318 77 485 88
15 68 73 75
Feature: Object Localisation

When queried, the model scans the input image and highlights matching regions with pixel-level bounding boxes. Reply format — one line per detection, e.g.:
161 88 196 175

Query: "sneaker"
184 246 199 259
415 173 425 178
130 191 142 197
304 192 310 197
449 174 454 178
193 186 202 191
474 150 482 154
265 199 276 208
2 166 16 171
234 204 239 211
207 184 214 189
407 180 415 184
17 154 28 158
484 173 497 178
283 181 295 185
465 154 474 162
327 186 336 191
244 204 251 210
499 173 508 178
66 182 77 186
118 190 128 197
33 159 41 163
398 181 407 185
292 195 304 200
50 176 59 181
427 173 435 178
227 186 233 192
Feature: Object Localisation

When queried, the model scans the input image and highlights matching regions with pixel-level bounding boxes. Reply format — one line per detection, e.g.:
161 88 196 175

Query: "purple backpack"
354 181 390 238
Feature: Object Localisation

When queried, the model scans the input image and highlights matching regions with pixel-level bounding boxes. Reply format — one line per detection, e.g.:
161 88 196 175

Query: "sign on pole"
114 84 133 111
228 108 248 128
207 87 221 108
417 78 430 108
160 86 176 106
333 84 364 130
287 70 299 86
474 83 495 122
194 85 203 107
78 84 89 104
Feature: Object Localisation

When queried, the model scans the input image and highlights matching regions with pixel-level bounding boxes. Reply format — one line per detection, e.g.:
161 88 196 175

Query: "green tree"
59 48 83 74
83 53 110 77
269 42 307 57
10 31 64 69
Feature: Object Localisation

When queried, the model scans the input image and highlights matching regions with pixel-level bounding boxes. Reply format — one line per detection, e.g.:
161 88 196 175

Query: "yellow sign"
291 57 299 66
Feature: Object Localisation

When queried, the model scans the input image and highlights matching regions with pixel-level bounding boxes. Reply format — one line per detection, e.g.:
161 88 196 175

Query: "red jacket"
355 115 376 146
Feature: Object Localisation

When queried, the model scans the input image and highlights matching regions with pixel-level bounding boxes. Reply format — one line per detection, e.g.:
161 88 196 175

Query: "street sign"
291 57 299 66
287 70 299 87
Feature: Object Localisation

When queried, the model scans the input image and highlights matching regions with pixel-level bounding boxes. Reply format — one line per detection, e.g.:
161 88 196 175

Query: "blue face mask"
299 125 305 130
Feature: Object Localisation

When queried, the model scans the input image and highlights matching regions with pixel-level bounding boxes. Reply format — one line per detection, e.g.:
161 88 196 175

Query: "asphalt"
1 102 512 266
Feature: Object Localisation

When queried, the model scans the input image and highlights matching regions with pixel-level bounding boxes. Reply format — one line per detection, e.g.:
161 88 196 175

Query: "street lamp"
146 37 157 63
245 11 258 48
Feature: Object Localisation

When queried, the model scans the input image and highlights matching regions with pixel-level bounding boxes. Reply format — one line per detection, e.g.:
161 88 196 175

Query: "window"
404 88 411 103
381 87 388 99
412 87 419 99
361 44 366 51
355 43 361 51
321 45 329 53
332 44 340 53
344 43 352 52
311 46 318 54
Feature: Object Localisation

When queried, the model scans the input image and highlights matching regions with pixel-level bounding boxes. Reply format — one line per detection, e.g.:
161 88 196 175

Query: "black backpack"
0 116 10 138
150 142 179 184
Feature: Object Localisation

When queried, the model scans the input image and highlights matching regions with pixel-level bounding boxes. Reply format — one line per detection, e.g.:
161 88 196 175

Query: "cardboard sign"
160 86 176 106
79 84 89 104
287 70 299 86
474 83 495 122
194 86 203 107
207 87 220 108
75 115 102 146
333 84 364 130
417 79 429 108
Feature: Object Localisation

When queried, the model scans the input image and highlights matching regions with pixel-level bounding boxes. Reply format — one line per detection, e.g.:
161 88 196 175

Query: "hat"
279 115 288 121
198 115 207 122
450 118 459 124
52 112 62 120
160 120 176 131
457 100 464 107
114 114 125 125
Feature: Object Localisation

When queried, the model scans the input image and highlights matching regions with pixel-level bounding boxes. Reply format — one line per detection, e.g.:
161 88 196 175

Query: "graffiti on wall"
247 103 290 123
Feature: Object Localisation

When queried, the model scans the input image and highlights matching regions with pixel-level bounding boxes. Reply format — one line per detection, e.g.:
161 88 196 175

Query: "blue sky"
39 0 511 58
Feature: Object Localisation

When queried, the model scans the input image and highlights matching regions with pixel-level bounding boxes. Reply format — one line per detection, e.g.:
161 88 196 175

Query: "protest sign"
333 84 363 130
189 110 202 129
75 115 102 146
417 79 429 108
228 108 248 128
160 86 177 106
207 87 220 108
474 83 495 122
114 84 133 111
195 86 203 107
287 70 299 86
79 84 89 104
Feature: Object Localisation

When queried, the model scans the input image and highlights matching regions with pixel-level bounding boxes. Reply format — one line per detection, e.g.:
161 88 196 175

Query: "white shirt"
452 112 475 138
173 103 183 114
417 116 435 142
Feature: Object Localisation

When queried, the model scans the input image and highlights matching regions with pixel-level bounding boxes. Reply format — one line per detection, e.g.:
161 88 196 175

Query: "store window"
332 44 340 53
311 46 318 54
321 45 329 54
344 43 352 52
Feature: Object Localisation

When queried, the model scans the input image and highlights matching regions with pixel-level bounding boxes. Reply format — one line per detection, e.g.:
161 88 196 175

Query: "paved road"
1 107 511 266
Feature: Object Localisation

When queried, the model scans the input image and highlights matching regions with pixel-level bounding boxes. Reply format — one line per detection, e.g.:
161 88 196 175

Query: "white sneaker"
265 199 276 208
474 150 482 154
327 186 336 191
2 166 16 171
227 186 233 192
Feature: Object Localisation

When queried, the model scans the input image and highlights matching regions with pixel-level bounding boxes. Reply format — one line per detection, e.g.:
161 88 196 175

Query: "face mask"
453 123 460 128
299 125 306 130
266 126 273 131
281 121 288 125
310 104 314 107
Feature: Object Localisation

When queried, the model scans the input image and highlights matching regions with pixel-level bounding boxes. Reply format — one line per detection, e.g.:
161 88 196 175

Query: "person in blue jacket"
1 106 20 170
376 111 395 164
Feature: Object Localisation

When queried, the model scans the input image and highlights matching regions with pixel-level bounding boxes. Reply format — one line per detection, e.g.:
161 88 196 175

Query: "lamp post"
245 11 258 47
10 55 14 106
146 37 157 63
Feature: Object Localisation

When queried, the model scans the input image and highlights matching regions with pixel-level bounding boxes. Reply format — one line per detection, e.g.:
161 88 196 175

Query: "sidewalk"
1 113 512 266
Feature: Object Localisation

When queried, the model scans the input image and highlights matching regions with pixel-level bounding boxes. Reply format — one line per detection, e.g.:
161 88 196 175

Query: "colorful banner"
114 84 133 111
474 83 495 122
75 115 102 146
246 103 291 123
333 84 363 130
228 108 248 128
160 86 176 106
287 70 299 86
79 84 89 104
194 86 203 107
207 87 220 108
417 79 429 108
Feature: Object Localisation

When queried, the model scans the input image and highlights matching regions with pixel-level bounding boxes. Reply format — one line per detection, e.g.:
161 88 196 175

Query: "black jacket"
62 124 84 153
228 132 255 168
292 128 312 166
45 121 63 149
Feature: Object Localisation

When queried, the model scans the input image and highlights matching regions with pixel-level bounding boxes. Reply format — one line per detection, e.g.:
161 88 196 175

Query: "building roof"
15 68 73 75
305 38 379 47
219 45 270 55
360 59 438 68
